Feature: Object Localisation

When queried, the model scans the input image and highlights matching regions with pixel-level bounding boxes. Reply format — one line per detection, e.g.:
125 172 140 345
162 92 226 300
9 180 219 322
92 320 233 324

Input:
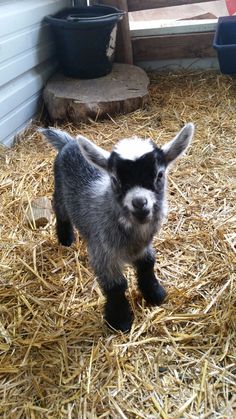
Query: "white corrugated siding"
0 0 71 146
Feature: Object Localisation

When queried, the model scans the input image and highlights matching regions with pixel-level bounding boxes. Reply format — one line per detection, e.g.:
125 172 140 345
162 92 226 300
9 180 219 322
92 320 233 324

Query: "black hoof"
104 295 133 333
141 281 167 306
56 220 75 247
59 234 75 247
105 316 133 333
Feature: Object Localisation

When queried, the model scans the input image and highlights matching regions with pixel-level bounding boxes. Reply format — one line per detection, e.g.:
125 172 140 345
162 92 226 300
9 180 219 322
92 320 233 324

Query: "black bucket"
45 5 124 78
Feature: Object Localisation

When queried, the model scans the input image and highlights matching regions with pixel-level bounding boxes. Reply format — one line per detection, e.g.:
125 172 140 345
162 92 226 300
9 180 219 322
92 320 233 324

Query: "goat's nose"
132 197 147 210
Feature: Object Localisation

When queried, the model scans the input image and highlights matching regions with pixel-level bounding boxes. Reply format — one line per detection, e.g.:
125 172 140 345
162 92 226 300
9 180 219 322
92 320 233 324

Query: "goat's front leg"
91 256 133 332
134 247 167 305
103 279 133 332
88 246 133 332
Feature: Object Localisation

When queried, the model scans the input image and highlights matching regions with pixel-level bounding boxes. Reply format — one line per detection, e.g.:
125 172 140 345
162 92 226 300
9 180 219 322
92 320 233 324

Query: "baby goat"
40 124 194 332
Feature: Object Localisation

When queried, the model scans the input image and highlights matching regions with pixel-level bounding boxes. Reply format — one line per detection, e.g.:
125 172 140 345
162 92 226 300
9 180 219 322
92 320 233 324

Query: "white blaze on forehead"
114 137 154 161
124 186 156 212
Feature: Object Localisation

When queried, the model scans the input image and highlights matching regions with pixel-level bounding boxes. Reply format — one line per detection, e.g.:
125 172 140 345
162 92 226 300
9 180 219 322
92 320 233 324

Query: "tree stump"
43 63 149 124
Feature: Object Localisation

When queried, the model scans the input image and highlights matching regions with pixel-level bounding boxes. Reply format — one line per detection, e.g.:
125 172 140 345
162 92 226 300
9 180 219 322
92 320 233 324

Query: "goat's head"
79 123 194 225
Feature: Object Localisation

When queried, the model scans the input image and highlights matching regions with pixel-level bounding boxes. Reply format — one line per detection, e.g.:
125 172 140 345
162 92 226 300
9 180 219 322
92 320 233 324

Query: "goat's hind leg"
53 161 75 246
135 247 167 305
53 193 75 247
53 158 75 247
56 217 75 247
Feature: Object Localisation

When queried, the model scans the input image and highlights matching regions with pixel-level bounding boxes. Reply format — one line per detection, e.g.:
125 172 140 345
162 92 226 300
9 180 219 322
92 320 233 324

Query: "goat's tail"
39 128 73 151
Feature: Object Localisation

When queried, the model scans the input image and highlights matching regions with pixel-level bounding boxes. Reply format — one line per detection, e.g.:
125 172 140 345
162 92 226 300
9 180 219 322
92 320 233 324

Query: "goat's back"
54 141 104 233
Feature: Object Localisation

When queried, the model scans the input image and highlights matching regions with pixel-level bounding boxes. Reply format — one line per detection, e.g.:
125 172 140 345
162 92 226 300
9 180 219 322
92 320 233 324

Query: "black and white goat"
40 124 194 332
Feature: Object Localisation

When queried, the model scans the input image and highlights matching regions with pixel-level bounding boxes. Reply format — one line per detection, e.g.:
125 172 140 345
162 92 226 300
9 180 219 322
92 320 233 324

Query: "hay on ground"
0 71 235 418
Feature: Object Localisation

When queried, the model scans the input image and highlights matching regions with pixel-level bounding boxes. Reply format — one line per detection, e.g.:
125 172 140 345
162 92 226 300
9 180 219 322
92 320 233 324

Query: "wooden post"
90 0 133 64
73 0 88 6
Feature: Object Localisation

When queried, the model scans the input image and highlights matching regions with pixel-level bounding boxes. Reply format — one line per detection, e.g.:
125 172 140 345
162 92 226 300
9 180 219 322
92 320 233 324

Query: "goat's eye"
111 176 120 189
157 171 164 180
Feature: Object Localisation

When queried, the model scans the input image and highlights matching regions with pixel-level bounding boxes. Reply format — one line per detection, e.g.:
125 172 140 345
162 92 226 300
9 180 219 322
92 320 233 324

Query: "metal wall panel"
0 0 71 146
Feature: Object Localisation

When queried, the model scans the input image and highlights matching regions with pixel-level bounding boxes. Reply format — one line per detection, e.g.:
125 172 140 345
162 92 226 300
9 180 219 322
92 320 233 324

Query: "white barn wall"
0 0 71 147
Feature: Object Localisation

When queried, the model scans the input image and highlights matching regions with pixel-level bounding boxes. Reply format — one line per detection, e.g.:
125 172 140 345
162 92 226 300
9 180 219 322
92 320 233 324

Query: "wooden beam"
132 32 216 61
90 0 133 64
130 21 217 37
128 0 213 12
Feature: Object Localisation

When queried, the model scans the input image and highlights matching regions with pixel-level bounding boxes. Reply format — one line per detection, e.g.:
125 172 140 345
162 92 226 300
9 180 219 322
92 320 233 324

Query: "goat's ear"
39 128 74 151
162 123 194 165
77 135 110 170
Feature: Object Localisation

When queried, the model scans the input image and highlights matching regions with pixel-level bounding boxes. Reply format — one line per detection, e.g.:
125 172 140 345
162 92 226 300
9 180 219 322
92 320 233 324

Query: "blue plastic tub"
213 16 236 74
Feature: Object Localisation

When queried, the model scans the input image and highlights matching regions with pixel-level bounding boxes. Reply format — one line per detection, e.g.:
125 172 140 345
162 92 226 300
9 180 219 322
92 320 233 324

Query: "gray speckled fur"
40 124 194 296
52 139 162 290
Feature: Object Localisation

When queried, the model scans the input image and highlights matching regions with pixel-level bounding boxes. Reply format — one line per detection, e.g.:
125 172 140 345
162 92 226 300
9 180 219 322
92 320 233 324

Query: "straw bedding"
0 71 235 418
